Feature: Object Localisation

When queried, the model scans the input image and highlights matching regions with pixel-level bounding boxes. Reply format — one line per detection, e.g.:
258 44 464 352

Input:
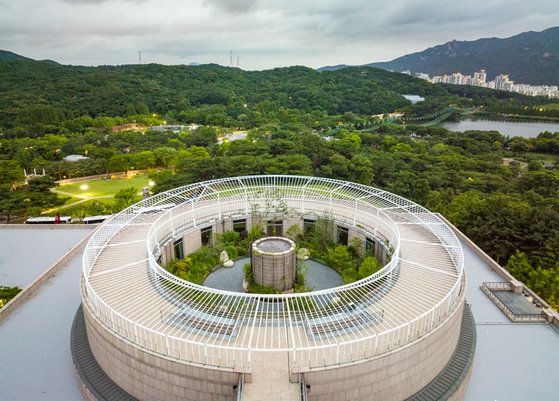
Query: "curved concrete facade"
76 176 469 401
82 300 239 401
302 284 466 401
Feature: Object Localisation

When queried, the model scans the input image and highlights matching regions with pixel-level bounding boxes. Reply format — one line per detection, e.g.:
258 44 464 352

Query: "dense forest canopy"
0 54 558 308
1 53 556 132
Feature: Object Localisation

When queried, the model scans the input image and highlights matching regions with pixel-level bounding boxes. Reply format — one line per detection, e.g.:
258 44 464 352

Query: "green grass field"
58 175 150 198
541 103 559 111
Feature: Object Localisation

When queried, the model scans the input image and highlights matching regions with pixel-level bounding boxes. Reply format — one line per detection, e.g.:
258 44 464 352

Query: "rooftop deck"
82 177 465 371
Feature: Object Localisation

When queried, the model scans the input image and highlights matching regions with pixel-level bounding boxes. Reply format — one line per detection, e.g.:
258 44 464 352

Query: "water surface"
441 118 559 138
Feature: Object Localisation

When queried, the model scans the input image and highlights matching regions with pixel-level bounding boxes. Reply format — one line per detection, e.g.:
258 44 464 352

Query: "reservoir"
441 118 559 138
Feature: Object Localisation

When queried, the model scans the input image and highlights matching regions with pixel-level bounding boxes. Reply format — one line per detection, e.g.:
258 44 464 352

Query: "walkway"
242 352 300 401
47 187 113 212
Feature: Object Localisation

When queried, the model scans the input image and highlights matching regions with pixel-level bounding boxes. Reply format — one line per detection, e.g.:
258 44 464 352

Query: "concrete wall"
82 301 240 401
303 292 465 401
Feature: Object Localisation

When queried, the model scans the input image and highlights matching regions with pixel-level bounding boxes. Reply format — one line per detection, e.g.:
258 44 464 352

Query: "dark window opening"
201 226 213 246
337 226 349 246
303 219 316 234
174 239 184 259
233 219 246 233
267 220 283 237
365 237 376 256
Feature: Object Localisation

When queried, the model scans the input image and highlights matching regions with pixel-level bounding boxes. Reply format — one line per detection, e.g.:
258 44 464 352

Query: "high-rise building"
494 74 510 90
473 69 487 85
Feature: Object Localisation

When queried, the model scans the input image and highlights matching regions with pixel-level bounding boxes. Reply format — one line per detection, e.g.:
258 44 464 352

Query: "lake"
440 118 559 138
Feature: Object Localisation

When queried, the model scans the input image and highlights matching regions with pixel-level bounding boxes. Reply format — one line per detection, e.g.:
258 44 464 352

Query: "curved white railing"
81 175 464 371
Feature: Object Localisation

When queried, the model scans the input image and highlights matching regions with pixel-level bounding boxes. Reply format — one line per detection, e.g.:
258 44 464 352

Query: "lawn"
541 103 559 111
58 175 151 198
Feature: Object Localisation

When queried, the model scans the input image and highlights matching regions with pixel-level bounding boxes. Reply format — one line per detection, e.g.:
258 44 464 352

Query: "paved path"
242 352 300 401
46 188 113 213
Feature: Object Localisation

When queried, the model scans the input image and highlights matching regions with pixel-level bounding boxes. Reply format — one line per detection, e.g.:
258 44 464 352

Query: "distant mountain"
0 50 34 62
0 50 60 65
367 27 559 86
316 64 348 72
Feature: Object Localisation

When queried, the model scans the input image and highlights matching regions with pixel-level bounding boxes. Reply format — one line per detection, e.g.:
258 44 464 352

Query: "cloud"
0 0 557 69
60 0 147 3
203 0 259 14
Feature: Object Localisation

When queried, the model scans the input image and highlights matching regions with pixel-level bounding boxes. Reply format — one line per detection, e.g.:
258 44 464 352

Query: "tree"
325 245 355 280
113 187 138 211
0 160 24 190
264 155 312 176
109 154 132 175
153 147 178 168
506 250 533 283
130 151 156 170
350 154 374 185
184 126 217 147
389 170 430 205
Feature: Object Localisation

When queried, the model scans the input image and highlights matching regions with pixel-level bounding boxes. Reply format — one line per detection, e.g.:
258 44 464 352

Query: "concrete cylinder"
251 237 297 291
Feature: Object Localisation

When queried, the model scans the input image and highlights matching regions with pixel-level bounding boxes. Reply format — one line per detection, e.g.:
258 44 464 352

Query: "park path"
45 188 113 213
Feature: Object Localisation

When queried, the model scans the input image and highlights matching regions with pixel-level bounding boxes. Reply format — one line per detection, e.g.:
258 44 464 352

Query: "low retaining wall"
0 226 95 323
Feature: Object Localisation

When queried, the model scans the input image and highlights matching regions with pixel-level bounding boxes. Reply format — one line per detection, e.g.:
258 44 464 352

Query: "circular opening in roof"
253 237 295 254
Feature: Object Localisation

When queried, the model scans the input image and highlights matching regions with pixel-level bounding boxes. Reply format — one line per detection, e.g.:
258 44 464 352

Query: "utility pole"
138 50 142 65
230 50 233 67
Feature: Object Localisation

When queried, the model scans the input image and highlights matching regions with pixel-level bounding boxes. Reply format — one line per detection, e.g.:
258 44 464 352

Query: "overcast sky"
1 0 558 70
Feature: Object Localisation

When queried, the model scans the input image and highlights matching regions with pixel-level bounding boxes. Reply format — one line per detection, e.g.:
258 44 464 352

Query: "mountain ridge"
320 27 559 86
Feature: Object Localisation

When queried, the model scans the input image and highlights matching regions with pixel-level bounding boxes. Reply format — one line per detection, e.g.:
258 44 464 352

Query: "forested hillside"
1 52 554 136
0 58 427 128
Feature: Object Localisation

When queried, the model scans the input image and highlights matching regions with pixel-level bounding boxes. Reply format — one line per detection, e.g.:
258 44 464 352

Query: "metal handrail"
81 175 464 371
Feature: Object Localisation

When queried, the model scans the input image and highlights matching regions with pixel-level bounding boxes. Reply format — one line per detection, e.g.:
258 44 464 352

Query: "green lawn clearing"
58 175 150 198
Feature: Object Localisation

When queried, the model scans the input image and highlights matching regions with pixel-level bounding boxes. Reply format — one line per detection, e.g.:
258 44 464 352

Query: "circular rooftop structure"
251 237 297 291
78 175 467 401
253 236 294 253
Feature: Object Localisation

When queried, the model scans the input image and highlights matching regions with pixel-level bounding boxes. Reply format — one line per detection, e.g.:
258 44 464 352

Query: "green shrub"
0 286 22 308
225 245 238 260
358 256 382 279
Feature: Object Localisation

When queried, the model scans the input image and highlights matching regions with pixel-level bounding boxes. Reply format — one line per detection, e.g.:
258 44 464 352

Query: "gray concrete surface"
0 227 91 287
462 242 559 401
0 227 90 401
203 257 344 292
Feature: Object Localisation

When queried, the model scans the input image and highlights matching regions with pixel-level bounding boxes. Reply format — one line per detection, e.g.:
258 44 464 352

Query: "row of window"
173 219 378 260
